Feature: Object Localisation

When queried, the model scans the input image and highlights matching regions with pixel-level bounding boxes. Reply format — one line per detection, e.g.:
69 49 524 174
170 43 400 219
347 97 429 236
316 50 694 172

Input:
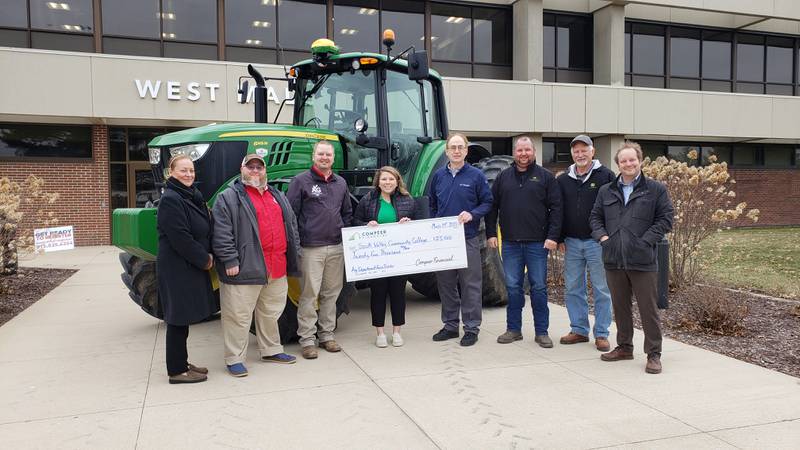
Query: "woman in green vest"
353 166 418 348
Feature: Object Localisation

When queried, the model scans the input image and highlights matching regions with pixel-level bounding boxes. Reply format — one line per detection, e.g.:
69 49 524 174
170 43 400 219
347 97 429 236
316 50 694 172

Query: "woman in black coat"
157 155 217 384
353 166 417 348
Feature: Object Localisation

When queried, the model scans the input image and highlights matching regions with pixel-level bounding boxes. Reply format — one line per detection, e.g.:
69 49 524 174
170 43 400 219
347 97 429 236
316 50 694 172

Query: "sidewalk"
1 246 798 449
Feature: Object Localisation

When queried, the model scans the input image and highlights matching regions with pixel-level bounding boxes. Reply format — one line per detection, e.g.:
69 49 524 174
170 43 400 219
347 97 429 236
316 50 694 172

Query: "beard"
242 173 267 189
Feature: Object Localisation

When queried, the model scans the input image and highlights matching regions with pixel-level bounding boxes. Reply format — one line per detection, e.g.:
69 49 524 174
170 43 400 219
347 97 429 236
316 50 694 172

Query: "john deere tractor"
113 33 510 341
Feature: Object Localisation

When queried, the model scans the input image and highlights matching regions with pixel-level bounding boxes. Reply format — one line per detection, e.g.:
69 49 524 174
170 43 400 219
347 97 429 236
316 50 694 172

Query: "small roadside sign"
34 226 75 253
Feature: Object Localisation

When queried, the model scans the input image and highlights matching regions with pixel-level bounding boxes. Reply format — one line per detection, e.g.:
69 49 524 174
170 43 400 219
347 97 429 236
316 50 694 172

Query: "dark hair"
372 166 409 196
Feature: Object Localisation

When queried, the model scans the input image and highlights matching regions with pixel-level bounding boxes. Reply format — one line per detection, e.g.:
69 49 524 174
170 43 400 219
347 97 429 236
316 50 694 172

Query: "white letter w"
135 79 161 99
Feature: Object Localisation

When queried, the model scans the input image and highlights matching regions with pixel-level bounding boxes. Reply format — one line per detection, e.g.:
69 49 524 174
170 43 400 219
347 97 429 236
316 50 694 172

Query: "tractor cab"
288 36 448 196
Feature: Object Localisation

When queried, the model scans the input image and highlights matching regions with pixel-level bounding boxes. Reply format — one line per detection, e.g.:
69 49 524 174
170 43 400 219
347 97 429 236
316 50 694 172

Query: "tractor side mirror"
238 80 249 104
407 50 429 81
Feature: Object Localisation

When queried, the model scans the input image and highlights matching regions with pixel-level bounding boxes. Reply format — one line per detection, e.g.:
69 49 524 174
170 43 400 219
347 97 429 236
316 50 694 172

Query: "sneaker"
432 328 459 342
375 334 388 348
496 330 523 344
391 333 404 347
319 340 342 352
559 332 589 345
301 345 318 359
188 363 208 374
534 334 554 348
460 332 478 347
595 337 611 352
226 363 248 377
261 353 297 364
646 353 662 374
169 370 207 384
600 346 634 362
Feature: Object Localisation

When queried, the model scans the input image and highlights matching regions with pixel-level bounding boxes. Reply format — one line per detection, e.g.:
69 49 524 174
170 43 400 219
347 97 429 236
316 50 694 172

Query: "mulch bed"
548 283 800 379
0 267 77 326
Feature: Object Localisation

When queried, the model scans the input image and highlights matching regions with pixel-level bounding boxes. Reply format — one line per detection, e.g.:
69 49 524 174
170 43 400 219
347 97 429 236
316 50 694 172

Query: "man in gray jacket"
212 153 301 377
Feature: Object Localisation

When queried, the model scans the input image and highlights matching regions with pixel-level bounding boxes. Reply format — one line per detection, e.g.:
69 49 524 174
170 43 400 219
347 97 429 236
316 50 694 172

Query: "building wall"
729 168 800 227
0 125 110 246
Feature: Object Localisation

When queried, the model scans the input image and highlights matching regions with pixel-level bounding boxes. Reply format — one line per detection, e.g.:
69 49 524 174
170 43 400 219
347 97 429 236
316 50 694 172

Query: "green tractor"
113 34 509 341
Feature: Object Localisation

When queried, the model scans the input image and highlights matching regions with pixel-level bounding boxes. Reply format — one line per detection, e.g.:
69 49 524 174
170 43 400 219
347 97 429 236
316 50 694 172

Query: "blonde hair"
614 140 643 164
313 140 334 154
372 166 409 196
446 132 469 148
167 154 192 171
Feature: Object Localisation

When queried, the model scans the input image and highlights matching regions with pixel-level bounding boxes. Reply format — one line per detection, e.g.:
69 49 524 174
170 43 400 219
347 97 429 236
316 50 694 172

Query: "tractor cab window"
299 71 378 170
385 69 440 178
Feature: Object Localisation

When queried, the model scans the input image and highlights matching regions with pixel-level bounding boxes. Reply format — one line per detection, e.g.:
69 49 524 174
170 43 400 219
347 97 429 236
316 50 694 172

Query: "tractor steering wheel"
304 116 322 128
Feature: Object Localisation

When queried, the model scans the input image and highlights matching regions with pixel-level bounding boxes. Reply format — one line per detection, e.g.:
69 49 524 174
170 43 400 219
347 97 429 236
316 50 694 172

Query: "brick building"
1 0 799 245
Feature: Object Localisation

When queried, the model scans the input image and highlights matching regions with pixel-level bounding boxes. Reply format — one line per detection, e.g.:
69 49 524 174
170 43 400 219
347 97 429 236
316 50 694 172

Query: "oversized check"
341 216 468 282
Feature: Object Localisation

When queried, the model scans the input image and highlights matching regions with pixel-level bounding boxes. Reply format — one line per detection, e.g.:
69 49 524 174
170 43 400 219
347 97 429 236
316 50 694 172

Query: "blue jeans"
564 237 612 338
502 241 549 335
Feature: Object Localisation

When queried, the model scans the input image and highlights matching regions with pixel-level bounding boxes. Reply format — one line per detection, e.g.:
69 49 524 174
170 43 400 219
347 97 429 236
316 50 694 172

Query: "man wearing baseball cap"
556 135 616 351
212 152 302 377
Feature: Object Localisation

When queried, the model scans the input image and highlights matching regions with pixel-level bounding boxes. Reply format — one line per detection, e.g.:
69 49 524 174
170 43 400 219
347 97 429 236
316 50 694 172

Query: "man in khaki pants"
212 153 302 377
287 141 353 359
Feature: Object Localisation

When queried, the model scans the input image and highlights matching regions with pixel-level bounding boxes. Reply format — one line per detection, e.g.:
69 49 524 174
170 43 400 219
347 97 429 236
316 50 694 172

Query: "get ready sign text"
34 225 75 253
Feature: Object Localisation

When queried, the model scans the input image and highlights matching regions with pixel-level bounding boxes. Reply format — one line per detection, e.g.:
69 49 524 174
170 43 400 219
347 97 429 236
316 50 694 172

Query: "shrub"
0 175 59 275
678 285 748 336
642 152 758 289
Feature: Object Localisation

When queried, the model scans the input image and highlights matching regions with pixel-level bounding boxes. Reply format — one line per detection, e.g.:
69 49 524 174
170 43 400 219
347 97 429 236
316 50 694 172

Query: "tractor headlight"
148 147 161 165
169 143 211 161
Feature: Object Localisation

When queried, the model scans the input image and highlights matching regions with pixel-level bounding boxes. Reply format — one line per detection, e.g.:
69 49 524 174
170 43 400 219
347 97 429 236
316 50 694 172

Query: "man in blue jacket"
429 133 493 346
486 135 562 348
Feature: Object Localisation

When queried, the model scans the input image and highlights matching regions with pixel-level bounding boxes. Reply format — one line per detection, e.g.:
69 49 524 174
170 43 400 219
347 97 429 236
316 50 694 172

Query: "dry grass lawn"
699 227 800 300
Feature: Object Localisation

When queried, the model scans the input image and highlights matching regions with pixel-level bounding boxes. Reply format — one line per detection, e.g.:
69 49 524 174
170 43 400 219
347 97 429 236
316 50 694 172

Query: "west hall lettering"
134 79 294 104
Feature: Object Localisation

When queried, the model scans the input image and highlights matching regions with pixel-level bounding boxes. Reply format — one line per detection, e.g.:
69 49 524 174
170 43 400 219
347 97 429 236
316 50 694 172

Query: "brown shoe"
646 353 662 374
559 332 589 345
301 345 318 359
169 370 207 384
319 340 342 352
188 363 208 374
595 337 611 352
600 346 634 362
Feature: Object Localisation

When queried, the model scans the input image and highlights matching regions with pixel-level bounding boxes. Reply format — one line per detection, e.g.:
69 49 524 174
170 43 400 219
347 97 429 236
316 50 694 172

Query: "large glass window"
279 0 326 52
30 0 93 33
102 0 159 39
630 23 665 88
737 34 765 82
0 123 92 159
701 30 732 91
640 141 798 168
430 2 511 79
670 27 700 78
544 13 592 83
226 0 277 49
1 0 28 28
161 0 217 43
333 0 380 53
381 0 424 56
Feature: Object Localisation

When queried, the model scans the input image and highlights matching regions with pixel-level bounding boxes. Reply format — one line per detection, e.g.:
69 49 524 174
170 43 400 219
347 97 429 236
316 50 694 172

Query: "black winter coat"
156 178 217 326
589 174 674 272
353 189 417 225
556 163 616 241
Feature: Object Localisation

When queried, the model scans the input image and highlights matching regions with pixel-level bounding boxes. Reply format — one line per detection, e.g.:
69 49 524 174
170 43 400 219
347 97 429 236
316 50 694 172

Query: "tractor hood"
148 123 340 147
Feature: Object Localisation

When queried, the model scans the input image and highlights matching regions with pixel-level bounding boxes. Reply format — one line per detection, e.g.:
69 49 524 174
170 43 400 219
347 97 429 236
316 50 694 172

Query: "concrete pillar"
513 0 544 82
593 4 626 86
593 134 626 173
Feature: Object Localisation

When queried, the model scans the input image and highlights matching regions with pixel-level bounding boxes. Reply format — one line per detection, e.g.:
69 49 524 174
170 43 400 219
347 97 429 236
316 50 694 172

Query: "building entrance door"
128 162 159 207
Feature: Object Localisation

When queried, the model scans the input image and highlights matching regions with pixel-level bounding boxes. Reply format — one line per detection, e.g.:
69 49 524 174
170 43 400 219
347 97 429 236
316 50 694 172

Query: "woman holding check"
353 166 417 348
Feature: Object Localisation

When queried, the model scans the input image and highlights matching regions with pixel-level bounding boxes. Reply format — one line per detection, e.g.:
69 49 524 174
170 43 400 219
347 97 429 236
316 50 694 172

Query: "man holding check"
429 133 493 347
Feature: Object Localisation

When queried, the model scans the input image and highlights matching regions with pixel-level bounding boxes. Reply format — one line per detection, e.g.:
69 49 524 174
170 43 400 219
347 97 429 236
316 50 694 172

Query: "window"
0 0 28 28
226 0 277 49
627 21 799 95
381 0 424 56
430 2 511 80
544 13 592 83
20 0 95 52
541 139 572 165
102 0 160 39
386 69 440 176
334 0 380 53
279 0 327 52
0 123 92 159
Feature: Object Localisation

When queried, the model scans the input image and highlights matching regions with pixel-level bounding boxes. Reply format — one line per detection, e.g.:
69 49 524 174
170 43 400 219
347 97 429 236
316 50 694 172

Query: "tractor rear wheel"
120 252 162 318
474 155 515 307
